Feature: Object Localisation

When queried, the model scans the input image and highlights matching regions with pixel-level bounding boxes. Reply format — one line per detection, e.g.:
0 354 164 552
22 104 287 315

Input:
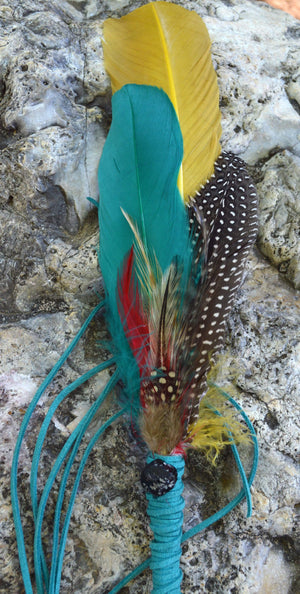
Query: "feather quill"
103 1 221 200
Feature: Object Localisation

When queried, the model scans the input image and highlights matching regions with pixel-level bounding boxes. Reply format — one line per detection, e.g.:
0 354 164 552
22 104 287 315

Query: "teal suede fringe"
11 306 258 594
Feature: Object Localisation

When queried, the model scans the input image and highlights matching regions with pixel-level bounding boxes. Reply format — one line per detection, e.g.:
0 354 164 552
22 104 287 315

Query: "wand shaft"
146 455 185 594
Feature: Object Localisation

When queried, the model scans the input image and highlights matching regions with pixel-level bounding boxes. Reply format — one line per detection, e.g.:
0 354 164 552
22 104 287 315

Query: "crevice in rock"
286 94 300 117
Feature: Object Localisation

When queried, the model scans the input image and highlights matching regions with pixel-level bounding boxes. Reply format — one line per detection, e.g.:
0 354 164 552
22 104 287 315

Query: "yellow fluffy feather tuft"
188 382 251 464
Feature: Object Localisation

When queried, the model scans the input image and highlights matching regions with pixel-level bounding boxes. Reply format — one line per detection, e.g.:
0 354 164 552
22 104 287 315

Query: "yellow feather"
103 1 221 201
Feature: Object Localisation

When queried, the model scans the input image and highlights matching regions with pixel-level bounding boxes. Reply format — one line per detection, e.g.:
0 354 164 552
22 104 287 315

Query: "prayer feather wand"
11 3 258 593
99 3 258 591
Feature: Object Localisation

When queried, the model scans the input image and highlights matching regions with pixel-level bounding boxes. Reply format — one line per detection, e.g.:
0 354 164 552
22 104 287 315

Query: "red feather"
117 247 150 380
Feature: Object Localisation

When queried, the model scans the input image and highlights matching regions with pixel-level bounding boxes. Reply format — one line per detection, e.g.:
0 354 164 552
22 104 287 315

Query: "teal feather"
98 84 191 415
98 84 189 315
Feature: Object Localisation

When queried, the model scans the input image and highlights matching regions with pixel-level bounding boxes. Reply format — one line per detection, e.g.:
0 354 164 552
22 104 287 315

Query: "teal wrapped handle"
146 454 185 594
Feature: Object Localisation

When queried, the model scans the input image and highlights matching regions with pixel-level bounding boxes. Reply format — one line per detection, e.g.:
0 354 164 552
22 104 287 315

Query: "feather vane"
117 247 150 379
98 84 189 316
103 1 221 200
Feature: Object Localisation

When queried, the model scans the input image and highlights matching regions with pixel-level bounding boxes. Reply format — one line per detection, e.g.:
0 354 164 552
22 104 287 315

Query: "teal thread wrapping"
108 396 258 593
146 454 185 594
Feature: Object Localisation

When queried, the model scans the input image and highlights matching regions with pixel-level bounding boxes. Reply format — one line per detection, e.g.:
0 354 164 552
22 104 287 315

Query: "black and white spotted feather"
181 151 258 428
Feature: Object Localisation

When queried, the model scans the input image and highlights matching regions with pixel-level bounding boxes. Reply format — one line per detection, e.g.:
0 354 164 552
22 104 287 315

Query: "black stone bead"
141 459 177 497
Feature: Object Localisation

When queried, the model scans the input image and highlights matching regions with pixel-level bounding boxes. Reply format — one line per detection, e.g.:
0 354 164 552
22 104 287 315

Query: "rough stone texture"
255 151 300 289
0 1 299 593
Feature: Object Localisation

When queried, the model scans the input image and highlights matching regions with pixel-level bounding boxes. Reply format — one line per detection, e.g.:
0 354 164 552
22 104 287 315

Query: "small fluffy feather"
140 402 183 455
188 383 251 463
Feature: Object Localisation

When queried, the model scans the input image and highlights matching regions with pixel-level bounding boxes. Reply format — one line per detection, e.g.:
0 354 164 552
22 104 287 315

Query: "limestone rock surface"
0 1 299 593
256 151 300 289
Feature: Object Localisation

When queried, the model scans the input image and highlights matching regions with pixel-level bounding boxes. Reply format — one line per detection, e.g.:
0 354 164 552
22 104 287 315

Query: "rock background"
0 0 299 593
